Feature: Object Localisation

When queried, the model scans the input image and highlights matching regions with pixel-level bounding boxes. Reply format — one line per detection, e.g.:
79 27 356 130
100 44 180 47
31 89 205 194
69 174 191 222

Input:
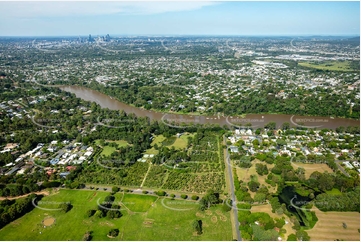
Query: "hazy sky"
0 1 359 36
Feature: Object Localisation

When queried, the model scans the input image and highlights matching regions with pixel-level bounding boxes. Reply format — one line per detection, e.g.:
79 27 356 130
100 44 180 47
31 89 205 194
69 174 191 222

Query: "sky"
0 0 359 36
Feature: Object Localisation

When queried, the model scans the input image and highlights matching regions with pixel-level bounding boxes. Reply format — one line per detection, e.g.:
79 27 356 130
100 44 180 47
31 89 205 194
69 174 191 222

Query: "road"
334 160 351 177
223 136 242 241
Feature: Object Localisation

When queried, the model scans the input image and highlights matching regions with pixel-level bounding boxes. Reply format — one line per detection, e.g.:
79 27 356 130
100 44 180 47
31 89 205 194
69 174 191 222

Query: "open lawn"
144 133 193 155
95 139 129 157
298 61 356 72
290 162 333 179
251 203 296 240
0 189 232 241
306 207 360 241
100 146 116 156
121 193 158 212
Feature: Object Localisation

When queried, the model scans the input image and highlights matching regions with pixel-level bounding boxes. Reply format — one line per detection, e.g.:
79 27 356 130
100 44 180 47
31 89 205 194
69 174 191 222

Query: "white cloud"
0 1 218 19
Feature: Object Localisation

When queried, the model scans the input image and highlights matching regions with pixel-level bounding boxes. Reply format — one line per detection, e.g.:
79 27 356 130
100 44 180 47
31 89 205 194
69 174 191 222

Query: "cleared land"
290 162 333 179
0 189 232 241
95 139 129 156
306 207 360 241
235 159 276 195
251 203 296 240
298 61 356 72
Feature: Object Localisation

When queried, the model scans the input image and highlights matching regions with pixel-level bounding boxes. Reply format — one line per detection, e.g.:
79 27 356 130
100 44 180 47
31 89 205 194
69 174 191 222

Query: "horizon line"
0 34 359 38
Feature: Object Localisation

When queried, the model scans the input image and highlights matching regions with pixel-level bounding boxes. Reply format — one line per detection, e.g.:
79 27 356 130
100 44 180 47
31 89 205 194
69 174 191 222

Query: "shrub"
191 195 199 200
181 194 188 199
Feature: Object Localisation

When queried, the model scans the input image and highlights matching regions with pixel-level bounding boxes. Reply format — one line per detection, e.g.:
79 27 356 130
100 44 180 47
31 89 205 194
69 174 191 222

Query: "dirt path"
140 163 152 188
0 190 51 201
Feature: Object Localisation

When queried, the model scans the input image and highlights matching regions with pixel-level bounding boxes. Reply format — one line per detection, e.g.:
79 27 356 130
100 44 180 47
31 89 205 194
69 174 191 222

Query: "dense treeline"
0 193 38 229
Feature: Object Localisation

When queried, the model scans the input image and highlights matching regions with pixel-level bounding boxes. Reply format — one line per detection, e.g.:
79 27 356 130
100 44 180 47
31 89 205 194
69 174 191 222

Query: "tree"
107 209 122 219
287 234 297 241
111 186 119 193
247 180 260 192
107 229 119 238
86 209 96 217
156 190 166 196
199 190 220 210
254 193 266 203
59 202 72 213
222 201 231 212
192 220 203 235
296 230 310 241
83 231 92 241
181 194 188 199
255 163 268 176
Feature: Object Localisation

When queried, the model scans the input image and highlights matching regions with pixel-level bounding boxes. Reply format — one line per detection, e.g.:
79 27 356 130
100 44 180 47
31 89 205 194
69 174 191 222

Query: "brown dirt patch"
215 210 222 215
143 219 154 227
43 217 55 226
211 216 218 223
99 221 114 227
196 212 205 218
291 162 333 179
307 208 360 241
205 210 213 216
88 192 97 201
219 215 227 222
193 232 201 236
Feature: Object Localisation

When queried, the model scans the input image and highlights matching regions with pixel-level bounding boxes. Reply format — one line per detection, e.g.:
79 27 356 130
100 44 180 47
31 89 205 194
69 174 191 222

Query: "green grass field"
95 140 129 156
0 189 232 241
121 193 158 212
144 133 193 155
100 146 116 156
325 188 342 195
298 61 356 72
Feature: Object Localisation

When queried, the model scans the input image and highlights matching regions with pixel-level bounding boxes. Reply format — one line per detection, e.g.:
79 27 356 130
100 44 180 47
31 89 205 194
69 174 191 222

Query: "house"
246 129 253 135
5 143 19 150
229 146 239 153
343 161 353 169
66 166 76 171
59 172 70 178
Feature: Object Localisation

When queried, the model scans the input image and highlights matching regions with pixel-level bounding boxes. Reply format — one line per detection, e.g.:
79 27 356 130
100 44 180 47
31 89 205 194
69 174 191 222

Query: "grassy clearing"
0 189 232 241
151 135 166 146
235 160 276 196
251 203 296 240
306 207 360 241
112 140 129 147
100 146 116 156
144 133 192 155
291 162 333 179
325 188 342 195
162 137 177 146
298 61 356 72
121 193 158 212
95 139 129 156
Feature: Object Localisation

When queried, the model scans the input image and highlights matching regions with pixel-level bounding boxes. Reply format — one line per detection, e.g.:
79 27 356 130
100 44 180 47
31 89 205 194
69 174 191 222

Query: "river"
59 85 359 130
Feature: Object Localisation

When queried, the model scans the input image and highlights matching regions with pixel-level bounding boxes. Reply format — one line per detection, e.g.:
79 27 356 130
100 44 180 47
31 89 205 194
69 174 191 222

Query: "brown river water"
59 85 359 130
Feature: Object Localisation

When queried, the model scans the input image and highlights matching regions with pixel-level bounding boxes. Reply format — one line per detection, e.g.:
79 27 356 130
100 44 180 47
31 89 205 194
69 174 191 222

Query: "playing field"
306 207 360 241
0 189 232 241
291 162 333 179
298 61 356 72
